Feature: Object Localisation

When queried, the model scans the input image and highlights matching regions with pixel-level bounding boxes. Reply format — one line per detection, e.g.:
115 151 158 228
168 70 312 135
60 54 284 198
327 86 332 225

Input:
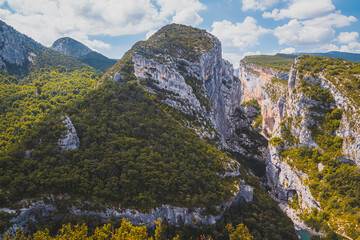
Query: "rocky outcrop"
266 146 320 210
58 115 80 150
318 75 360 165
51 37 91 57
239 61 288 138
0 20 42 75
132 34 266 165
3 182 253 231
264 57 360 237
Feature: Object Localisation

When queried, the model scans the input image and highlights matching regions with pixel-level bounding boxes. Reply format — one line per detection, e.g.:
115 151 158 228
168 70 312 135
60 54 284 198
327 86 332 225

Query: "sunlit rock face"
58 115 80 150
238 61 288 138
0 20 42 74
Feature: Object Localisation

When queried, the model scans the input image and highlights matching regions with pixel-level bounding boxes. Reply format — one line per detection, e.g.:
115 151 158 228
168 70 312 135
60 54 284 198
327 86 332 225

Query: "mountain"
0 20 43 76
0 20 101 151
0 24 297 239
51 37 116 72
239 55 360 239
51 37 92 57
276 51 360 63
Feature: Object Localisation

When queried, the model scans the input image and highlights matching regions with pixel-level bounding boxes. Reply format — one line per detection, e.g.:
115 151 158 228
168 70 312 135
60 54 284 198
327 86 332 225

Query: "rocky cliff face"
239 61 288 137
58 115 80 150
4 181 253 232
0 20 43 75
264 56 360 238
131 29 267 167
105 25 267 167
51 37 92 57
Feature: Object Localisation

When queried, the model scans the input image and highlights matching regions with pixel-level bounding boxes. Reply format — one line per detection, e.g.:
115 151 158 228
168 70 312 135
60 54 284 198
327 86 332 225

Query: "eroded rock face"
318 76 360 165
265 59 360 236
58 116 80 150
4 182 253 230
132 36 266 165
0 20 42 74
266 146 320 211
238 62 289 138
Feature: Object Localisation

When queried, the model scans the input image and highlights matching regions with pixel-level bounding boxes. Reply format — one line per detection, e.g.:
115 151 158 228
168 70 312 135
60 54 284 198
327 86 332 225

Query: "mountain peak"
51 37 92 57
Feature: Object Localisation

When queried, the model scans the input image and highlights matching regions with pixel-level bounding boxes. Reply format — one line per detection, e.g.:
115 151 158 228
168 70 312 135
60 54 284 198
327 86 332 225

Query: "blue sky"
0 0 359 67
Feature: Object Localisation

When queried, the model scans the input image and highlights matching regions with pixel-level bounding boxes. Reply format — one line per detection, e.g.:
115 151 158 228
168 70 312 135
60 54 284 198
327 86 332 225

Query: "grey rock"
58 116 80 150
51 37 91 57
0 20 43 74
243 105 259 119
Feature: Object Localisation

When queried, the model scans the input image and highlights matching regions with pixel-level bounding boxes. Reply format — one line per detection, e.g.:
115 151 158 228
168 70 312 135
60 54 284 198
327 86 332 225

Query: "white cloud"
263 0 335 20
336 32 359 44
223 52 242 67
273 12 357 46
273 19 334 46
302 12 357 28
280 47 296 54
83 39 110 50
156 0 206 25
0 0 206 52
241 0 280 11
210 17 269 50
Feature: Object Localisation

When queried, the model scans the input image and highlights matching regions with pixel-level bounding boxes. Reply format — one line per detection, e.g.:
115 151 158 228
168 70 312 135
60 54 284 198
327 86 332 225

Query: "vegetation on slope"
138 24 215 63
77 52 117 73
0 81 238 211
0 50 99 151
272 56 360 238
243 55 295 72
2 218 256 240
263 78 288 104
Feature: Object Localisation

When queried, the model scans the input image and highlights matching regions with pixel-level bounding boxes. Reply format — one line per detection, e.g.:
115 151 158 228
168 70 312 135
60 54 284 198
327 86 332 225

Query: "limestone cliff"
264 56 360 239
0 20 43 75
106 24 267 167
239 60 288 137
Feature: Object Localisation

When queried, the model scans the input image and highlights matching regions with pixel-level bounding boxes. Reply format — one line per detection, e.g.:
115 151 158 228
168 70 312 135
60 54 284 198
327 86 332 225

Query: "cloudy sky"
0 0 359 66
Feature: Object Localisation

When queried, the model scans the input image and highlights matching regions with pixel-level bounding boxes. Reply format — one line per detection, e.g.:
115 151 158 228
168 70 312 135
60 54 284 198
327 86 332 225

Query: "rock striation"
0 20 43 75
130 27 267 166
4 182 253 230
58 115 80 150
238 61 288 138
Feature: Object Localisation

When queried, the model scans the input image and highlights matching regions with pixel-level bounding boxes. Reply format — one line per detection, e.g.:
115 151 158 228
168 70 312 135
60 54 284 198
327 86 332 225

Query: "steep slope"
0 20 43 76
254 56 360 238
51 37 116 72
239 55 289 138
0 24 297 239
0 21 101 151
104 24 267 174
51 37 92 56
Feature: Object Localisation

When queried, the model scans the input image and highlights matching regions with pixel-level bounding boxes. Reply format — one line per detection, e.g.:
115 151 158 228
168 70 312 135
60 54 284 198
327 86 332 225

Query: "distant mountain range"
276 51 360 62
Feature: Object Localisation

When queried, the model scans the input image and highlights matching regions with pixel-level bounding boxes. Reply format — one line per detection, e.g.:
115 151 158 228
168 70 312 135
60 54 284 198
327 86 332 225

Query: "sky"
0 0 359 67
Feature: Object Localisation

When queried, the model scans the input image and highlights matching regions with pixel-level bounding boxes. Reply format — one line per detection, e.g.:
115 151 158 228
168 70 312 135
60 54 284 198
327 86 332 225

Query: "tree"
226 223 254 240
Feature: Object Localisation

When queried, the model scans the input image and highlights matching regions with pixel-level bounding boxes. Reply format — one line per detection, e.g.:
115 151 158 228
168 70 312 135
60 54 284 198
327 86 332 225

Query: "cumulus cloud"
273 12 357 46
156 0 206 26
223 52 243 67
263 0 335 20
241 0 280 11
0 0 206 51
210 17 269 50
336 32 359 44
280 47 296 54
